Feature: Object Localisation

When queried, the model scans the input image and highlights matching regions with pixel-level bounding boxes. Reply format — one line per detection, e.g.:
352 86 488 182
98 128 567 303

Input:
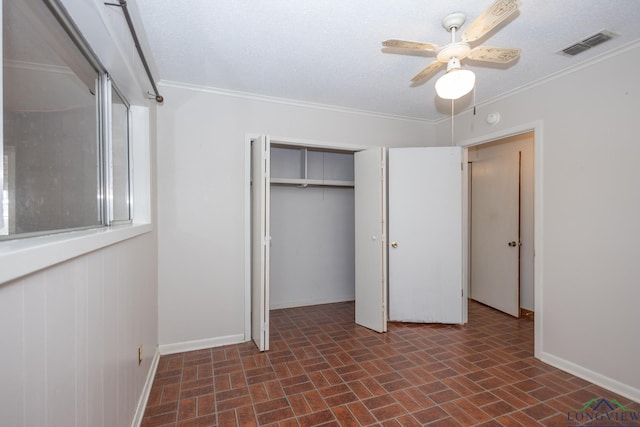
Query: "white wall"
0 232 158 427
438 42 640 400
270 186 355 309
270 148 357 309
156 82 434 348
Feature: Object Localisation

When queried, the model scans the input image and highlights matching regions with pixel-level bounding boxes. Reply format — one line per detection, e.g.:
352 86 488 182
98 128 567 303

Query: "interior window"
1 0 132 238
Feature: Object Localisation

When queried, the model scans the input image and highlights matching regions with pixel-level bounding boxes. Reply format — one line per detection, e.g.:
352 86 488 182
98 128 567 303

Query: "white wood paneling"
0 279 24 427
46 263 77 427
0 233 157 427
87 252 106 427
117 243 133 426
103 245 119 427
75 260 89 427
23 274 46 427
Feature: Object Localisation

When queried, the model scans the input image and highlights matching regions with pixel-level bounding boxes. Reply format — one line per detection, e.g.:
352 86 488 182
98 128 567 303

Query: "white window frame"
1 0 133 240
105 77 134 226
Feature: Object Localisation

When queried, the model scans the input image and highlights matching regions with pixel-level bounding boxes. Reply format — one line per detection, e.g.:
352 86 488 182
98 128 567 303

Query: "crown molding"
434 39 640 125
158 80 434 124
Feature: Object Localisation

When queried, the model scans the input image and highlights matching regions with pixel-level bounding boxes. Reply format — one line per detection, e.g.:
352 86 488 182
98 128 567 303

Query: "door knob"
508 241 517 247
391 242 398 248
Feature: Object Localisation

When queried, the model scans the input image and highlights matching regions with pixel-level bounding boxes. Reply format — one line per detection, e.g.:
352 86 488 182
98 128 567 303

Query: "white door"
354 148 387 333
388 147 464 324
251 136 270 351
470 151 520 317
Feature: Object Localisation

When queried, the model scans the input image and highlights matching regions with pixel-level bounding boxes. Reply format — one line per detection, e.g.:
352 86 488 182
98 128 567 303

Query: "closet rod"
105 1 164 103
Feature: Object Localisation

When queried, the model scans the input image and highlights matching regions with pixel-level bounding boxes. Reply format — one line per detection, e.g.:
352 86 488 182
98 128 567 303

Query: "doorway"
248 135 388 351
468 131 535 318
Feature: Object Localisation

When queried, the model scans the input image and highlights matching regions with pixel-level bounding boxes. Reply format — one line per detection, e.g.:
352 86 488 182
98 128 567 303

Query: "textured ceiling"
133 0 640 121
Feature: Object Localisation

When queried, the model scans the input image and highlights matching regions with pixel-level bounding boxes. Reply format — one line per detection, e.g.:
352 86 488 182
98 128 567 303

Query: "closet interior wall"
269 145 356 309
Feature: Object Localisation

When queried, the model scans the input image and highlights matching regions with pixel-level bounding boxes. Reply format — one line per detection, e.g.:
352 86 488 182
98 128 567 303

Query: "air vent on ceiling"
558 30 618 57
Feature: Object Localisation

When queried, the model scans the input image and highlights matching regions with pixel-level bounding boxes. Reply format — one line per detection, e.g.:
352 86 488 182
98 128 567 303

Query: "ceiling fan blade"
462 0 520 43
382 39 439 52
467 46 521 63
410 61 445 86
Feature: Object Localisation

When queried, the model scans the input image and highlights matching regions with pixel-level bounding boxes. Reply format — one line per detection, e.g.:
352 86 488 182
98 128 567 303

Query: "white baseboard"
541 352 640 403
270 296 354 310
131 347 161 427
158 334 246 355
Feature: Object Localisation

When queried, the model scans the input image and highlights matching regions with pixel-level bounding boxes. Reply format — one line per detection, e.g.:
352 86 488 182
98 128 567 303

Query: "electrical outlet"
138 345 142 366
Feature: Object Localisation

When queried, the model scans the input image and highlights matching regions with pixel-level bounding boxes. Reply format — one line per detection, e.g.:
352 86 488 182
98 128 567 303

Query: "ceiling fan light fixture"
435 58 476 100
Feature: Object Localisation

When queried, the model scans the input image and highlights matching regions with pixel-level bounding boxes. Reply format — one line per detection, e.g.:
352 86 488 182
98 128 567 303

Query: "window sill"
0 223 153 285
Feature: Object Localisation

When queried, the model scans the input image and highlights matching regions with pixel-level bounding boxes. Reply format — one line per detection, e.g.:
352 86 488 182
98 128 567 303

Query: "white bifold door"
354 148 387 333
251 136 270 351
388 147 466 324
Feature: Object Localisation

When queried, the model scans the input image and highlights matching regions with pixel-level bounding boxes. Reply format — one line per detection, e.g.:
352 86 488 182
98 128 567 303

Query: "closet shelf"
270 178 354 187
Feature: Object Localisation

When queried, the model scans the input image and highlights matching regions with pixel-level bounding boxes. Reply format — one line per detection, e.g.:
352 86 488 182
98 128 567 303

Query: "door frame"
459 121 543 358
243 134 369 342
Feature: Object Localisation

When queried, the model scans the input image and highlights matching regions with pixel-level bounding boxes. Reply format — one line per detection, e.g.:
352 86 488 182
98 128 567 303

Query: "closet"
269 144 356 310
250 136 467 352
250 136 387 351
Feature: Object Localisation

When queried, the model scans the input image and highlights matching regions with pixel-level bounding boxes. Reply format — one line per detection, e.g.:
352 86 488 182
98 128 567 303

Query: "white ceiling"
133 0 640 121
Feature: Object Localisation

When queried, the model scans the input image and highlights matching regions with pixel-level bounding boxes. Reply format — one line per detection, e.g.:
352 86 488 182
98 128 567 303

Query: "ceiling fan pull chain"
473 84 477 115
451 99 455 146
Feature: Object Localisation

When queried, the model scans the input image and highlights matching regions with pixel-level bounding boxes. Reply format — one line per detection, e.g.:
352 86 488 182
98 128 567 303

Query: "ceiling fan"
382 0 521 99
